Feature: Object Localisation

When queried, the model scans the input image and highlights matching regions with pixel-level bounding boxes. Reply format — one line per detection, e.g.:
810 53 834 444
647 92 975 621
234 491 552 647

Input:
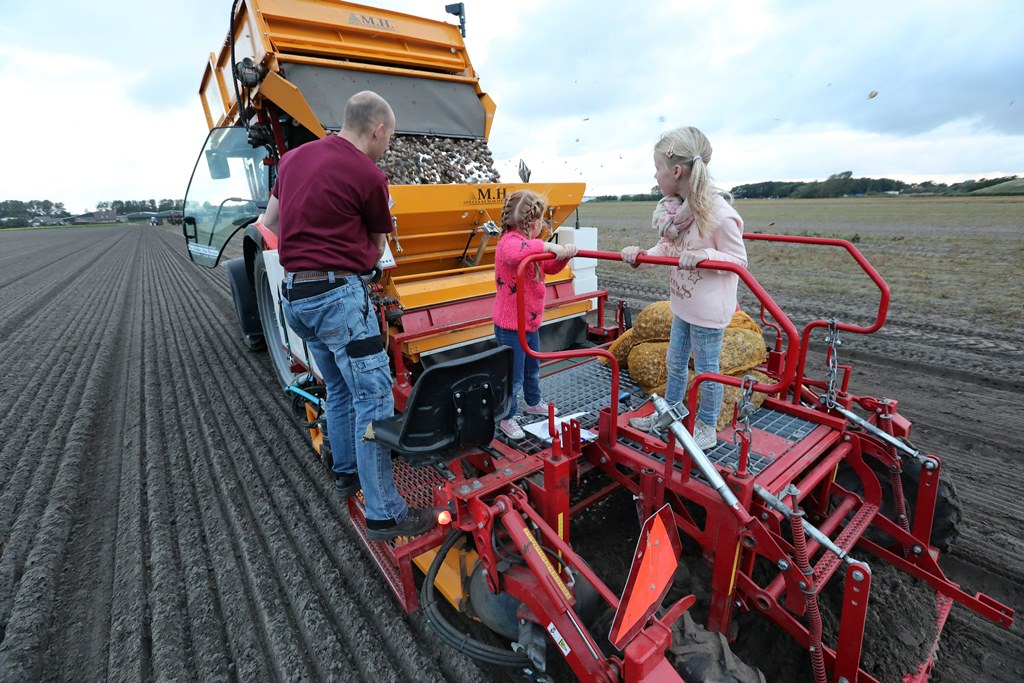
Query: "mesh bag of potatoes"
633 301 673 340
627 341 670 389
618 302 773 428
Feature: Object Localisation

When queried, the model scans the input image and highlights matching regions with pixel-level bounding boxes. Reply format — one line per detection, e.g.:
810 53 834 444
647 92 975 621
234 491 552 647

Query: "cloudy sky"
2 0 1021 212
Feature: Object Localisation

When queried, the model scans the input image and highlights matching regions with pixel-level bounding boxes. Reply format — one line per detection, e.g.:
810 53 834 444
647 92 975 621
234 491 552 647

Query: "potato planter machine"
181 2 1013 680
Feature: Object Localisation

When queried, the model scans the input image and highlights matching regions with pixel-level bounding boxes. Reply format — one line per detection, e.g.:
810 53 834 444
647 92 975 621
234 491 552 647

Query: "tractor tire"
903 458 962 552
253 253 302 388
669 613 766 683
834 455 962 553
223 257 265 351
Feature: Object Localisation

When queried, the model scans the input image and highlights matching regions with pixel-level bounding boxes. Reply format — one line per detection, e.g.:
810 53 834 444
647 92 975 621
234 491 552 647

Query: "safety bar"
514 250 801 443
743 234 891 405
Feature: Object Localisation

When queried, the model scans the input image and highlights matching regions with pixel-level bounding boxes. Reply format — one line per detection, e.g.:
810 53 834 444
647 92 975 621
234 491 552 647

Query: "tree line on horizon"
587 172 1021 202
729 172 1020 199
0 198 185 227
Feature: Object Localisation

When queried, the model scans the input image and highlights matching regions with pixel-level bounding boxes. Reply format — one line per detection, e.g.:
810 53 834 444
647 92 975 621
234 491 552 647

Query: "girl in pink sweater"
620 126 748 450
493 190 578 439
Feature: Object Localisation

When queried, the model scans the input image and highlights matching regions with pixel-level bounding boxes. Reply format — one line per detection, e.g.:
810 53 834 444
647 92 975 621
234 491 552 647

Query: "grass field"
576 195 1024 324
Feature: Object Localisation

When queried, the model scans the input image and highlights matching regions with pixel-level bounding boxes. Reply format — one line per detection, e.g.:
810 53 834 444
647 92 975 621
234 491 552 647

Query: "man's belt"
286 269 356 283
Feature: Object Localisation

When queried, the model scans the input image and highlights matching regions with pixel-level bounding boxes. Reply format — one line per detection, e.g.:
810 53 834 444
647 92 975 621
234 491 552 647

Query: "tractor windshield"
182 126 269 267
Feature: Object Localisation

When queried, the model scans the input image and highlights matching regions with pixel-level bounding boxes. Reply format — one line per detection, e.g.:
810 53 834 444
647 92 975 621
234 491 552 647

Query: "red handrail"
743 234 891 405
514 250 799 438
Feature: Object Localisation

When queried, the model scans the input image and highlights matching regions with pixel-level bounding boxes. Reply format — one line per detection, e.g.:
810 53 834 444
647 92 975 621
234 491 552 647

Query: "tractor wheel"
834 456 962 553
902 458 962 552
669 613 766 683
253 253 302 388
223 257 265 351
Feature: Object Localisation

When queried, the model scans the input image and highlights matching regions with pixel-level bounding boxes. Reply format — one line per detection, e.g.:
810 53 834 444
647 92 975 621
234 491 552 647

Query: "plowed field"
1 219 1021 682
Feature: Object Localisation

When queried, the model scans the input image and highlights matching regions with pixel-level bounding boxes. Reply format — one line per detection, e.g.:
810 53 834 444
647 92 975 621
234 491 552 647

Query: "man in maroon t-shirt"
263 91 435 541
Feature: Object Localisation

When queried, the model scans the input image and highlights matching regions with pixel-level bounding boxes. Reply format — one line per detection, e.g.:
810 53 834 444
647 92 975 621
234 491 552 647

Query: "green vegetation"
971 178 1024 195
731 172 1021 199
0 199 70 227
575 195 1024 327
1 197 184 228
96 199 184 214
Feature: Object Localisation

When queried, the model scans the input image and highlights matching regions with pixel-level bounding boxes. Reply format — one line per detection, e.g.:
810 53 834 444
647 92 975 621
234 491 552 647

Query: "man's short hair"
344 91 395 135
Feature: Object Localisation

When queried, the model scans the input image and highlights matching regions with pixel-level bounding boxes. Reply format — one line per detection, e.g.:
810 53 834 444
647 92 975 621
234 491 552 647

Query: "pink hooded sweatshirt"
493 231 571 332
639 194 747 329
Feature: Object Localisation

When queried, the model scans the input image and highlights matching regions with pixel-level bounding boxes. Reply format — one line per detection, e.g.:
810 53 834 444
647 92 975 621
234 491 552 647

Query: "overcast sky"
2 0 1021 213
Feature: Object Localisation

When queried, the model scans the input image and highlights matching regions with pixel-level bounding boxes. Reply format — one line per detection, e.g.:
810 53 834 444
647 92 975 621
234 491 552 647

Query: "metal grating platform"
495 359 650 454
493 360 821 481
745 407 818 442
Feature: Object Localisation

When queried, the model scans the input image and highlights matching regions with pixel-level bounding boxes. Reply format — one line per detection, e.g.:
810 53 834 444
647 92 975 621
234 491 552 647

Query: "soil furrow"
104 234 152 683
145 270 321 680
138 243 296 681
0 241 135 625
138 244 201 682
152 246 389 681
152 233 482 681
142 244 237 681
0 236 135 680
41 230 144 682
0 229 133 345
1 222 1018 683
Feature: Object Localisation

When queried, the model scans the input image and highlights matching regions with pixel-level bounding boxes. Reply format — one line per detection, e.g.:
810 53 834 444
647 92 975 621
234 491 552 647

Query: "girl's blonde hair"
653 126 732 239
501 190 547 235
500 189 548 281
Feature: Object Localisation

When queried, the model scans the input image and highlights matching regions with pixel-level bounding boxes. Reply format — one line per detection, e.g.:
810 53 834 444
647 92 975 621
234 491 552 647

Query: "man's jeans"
281 276 407 524
664 316 725 426
494 325 541 420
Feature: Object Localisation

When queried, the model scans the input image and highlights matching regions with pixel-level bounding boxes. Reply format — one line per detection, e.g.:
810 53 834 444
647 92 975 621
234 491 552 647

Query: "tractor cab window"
182 126 269 267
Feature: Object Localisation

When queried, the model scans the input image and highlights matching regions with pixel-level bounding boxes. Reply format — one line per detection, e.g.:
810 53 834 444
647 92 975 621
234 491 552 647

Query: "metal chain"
733 374 757 446
824 317 842 409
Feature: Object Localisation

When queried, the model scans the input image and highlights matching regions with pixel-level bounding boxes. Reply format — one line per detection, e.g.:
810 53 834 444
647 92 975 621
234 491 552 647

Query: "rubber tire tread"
669 613 766 683
224 257 265 351
902 458 962 552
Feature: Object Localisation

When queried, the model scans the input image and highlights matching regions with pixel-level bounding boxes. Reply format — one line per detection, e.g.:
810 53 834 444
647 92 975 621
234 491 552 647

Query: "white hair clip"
691 155 702 163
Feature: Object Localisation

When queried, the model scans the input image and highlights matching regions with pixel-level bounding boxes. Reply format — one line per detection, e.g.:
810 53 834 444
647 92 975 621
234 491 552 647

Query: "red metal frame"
317 243 1012 682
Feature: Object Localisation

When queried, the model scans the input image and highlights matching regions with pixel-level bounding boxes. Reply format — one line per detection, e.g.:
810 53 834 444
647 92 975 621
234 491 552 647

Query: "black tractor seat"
366 346 514 467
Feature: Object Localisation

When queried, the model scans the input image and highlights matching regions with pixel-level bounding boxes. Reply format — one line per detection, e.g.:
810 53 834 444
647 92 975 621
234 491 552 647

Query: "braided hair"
501 190 548 281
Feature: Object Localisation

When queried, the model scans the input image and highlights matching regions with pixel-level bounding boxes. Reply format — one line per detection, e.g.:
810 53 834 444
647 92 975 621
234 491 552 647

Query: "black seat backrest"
379 345 513 465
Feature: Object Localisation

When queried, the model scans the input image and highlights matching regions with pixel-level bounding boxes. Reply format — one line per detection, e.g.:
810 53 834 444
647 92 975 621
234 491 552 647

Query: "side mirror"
206 150 230 180
182 215 197 241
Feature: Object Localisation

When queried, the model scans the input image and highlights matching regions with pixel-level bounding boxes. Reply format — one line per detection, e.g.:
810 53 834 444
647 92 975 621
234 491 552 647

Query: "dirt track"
0 224 1021 682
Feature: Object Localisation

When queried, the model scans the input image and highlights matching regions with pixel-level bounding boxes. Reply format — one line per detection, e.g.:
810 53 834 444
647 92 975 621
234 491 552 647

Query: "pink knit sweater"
492 231 570 332
639 195 747 329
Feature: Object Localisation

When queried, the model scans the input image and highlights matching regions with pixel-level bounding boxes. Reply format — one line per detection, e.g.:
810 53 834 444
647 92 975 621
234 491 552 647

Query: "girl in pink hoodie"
493 190 579 440
620 126 748 450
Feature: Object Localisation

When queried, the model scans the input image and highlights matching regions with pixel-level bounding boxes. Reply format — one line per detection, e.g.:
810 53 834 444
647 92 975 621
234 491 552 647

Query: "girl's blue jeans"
494 325 541 420
664 316 725 426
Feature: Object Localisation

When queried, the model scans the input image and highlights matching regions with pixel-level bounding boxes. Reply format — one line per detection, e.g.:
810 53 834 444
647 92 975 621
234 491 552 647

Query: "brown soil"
0 224 1021 682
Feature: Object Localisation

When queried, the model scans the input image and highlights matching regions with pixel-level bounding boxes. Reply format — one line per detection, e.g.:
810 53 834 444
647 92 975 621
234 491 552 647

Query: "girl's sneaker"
628 413 658 431
693 420 718 450
500 417 526 440
524 401 558 416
